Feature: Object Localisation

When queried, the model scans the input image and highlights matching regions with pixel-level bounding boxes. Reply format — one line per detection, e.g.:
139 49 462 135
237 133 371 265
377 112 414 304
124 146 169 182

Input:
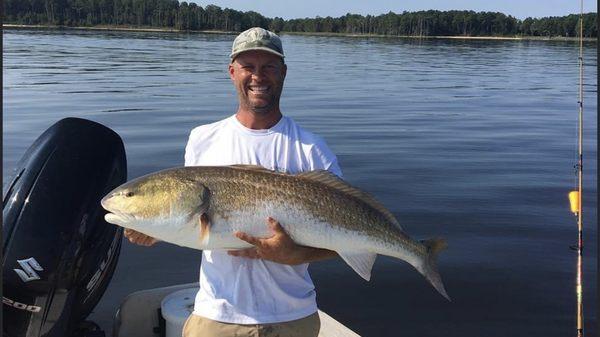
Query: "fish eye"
125 191 134 197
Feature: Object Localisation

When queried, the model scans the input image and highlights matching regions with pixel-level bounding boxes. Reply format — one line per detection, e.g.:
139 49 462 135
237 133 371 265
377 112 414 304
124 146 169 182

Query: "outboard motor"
3 118 127 337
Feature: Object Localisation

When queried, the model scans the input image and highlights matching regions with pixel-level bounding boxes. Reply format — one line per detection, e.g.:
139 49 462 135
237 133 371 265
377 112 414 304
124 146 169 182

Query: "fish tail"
419 238 451 301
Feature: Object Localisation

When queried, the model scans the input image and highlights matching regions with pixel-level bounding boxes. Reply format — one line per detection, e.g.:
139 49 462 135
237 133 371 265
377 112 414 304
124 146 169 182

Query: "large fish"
101 165 450 300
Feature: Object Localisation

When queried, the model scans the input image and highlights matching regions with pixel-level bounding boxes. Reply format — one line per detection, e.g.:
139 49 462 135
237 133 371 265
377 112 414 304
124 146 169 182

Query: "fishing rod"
567 1 584 336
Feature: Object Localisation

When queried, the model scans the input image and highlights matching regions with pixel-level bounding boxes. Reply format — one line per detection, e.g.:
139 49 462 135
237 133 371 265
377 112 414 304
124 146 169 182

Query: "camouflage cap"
230 27 284 60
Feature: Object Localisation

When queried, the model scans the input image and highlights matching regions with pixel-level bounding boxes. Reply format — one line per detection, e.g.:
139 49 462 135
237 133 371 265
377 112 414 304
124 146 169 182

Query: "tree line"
4 0 597 37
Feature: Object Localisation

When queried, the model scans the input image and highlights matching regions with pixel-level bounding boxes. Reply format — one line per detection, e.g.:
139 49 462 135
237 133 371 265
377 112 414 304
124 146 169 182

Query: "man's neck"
235 108 283 130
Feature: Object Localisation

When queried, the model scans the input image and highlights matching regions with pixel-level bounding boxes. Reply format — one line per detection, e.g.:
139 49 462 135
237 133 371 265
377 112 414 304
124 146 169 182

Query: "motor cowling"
3 118 127 337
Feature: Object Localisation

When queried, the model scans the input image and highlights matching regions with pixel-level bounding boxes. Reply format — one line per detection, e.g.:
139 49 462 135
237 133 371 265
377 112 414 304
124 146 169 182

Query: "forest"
4 0 597 37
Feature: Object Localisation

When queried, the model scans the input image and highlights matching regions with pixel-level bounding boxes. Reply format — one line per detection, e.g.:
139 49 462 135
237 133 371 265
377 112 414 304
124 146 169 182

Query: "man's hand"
228 217 336 265
124 228 159 246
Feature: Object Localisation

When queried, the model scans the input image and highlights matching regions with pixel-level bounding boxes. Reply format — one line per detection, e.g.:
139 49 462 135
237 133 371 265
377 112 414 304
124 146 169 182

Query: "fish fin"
419 238 451 301
199 213 210 245
178 182 210 221
338 251 377 281
297 170 402 229
229 164 274 172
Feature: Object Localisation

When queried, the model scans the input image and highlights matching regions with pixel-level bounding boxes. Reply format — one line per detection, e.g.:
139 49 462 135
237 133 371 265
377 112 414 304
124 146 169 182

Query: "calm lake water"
3 29 598 337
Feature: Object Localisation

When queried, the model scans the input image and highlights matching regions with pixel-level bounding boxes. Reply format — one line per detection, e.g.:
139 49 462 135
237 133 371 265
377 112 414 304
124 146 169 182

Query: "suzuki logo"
14 257 43 282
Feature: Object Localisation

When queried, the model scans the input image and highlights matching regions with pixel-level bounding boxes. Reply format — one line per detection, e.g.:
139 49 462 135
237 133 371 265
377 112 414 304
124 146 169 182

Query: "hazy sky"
188 0 597 20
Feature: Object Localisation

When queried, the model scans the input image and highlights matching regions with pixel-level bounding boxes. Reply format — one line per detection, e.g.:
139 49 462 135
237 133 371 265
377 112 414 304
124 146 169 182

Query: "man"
125 27 341 337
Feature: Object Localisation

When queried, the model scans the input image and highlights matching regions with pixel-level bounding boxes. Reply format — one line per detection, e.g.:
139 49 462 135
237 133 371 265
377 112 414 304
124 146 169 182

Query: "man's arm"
227 217 338 265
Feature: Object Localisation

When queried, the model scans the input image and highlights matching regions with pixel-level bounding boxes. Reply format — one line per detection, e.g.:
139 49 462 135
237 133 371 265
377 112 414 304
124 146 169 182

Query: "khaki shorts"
182 312 320 337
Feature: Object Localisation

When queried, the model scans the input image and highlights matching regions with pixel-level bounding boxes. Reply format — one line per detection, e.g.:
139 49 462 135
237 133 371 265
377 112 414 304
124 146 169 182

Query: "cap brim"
230 47 285 60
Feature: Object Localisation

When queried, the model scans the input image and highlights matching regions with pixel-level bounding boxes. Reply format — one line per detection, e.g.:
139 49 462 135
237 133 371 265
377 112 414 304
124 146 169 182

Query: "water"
3 29 597 337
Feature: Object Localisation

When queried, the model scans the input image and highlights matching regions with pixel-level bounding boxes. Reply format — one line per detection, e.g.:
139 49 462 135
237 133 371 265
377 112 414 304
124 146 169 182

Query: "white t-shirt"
184 114 342 324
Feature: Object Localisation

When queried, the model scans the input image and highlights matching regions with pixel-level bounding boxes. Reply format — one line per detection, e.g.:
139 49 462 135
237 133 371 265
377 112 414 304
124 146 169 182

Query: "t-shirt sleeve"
325 156 343 178
311 137 343 178
184 129 196 167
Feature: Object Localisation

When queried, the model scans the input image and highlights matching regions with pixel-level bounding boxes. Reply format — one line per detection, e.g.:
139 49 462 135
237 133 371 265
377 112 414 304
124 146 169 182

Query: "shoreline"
3 24 597 42
2 24 237 35
280 31 595 41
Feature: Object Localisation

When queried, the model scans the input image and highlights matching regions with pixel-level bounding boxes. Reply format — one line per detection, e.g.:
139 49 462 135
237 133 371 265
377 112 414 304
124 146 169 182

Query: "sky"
188 0 597 20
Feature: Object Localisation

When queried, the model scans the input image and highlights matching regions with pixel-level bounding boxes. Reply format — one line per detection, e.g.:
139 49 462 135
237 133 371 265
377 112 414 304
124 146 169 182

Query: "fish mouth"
101 194 135 225
100 193 114 211
104 211 135 225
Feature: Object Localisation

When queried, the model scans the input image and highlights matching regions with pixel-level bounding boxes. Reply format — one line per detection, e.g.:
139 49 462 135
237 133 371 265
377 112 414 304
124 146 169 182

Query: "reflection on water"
2 29 598 337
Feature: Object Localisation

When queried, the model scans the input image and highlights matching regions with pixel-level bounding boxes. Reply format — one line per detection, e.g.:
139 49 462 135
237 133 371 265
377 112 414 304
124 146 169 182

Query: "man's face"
229 50 287 114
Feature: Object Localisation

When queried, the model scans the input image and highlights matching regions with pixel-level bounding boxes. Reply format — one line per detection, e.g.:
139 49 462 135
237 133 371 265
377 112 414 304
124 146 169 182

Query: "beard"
239 87 283 115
